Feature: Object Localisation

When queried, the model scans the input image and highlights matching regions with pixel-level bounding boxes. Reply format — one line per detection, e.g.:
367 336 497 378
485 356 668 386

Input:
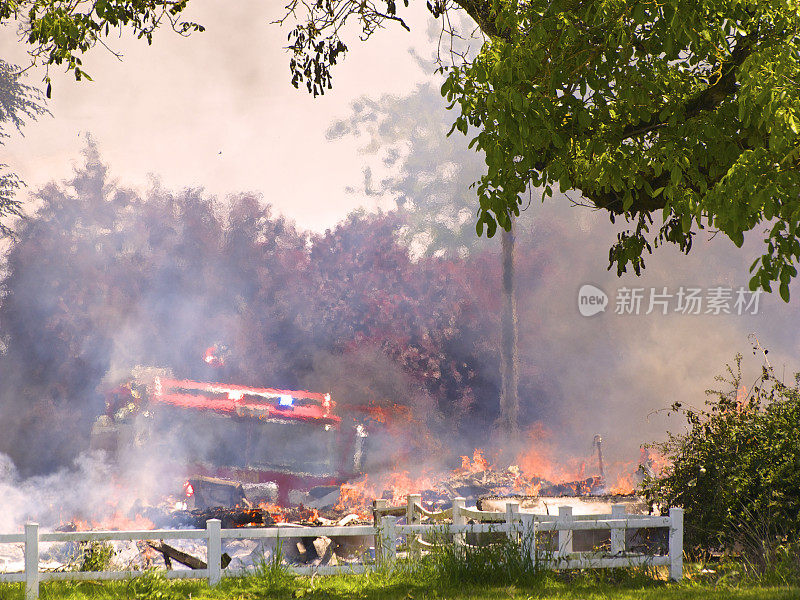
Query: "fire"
515 424 591 484
607 470 636 495
203 344 226 367
336 475 377 517
460 449 490 473
640 447 671 477
383 471 436 504
335 471 437 516
736 384 748 404
260 502 287 523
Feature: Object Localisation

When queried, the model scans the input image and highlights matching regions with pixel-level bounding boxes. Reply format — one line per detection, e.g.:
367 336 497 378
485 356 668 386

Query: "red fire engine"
92 374 368 506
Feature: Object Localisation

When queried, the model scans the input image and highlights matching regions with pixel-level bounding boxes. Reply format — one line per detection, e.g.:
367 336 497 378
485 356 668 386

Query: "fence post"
207 519 222 586
611 504 626 555
373 498 388 563
669 508 684 581
505 502 520 541
557 506 573 557
452 497 466 549
380 515 397 567
406 493 421 555
24 522 39 600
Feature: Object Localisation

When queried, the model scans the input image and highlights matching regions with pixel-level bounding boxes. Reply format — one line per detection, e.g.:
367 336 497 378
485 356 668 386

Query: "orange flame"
460 448 490 473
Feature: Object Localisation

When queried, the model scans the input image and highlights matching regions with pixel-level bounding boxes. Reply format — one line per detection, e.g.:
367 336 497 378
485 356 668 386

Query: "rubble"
419 468 607 506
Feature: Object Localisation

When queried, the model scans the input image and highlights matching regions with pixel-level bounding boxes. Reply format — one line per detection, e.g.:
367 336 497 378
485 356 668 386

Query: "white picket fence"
0 496 683 600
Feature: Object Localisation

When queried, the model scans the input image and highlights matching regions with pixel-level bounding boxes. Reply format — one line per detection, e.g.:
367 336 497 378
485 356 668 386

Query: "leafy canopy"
0 59 48 236
283 0 800 299
0 0 203 95
0 0 201 234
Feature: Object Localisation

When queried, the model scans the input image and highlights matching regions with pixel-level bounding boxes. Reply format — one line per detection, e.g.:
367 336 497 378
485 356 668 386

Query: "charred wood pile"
410 470 608 507
141 504 335 529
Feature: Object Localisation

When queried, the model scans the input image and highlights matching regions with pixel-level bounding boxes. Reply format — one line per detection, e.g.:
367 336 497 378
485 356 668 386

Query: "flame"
460 448 490 473
515 424 591 484
640 447 671 477
334 471 438 517
204 345 225 367
607 470 636 495
336 475 377 517
736 384 747 403
260 502 287 523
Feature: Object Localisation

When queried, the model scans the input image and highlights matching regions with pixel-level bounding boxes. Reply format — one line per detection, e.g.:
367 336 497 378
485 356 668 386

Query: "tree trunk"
498 225 520 439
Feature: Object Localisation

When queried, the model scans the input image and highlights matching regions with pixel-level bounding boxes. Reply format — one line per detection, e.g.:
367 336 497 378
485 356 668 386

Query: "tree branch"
620 32 758 141
450 0 511 41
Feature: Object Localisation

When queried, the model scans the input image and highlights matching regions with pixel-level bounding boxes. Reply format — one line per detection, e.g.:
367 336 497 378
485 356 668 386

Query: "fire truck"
91 373 368 506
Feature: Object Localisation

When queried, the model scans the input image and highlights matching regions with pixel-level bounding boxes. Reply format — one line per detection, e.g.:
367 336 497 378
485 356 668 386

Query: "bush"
74 540 114 572
643 350 800 568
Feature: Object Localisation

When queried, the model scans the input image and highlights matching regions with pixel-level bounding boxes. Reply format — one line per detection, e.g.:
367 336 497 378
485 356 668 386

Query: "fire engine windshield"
154 407 336 476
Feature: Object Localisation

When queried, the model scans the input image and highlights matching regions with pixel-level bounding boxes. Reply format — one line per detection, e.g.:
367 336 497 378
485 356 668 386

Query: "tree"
0 143 511 473
282 0 800 299
0 59 48 236
0 0 203 94
498 226 519 438
330 80 524 437
327 82 490 258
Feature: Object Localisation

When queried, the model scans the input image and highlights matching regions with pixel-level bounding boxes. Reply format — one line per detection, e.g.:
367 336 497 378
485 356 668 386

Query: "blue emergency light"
278 394 294 407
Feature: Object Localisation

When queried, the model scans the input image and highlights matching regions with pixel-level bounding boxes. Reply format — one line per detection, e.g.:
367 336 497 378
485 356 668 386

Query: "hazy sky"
1 1 437 232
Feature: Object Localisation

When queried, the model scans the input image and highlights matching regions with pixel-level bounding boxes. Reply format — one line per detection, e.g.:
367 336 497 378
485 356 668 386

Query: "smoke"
327 73 800 477
0 80 798 529
0 140 488 526
0 451 119 531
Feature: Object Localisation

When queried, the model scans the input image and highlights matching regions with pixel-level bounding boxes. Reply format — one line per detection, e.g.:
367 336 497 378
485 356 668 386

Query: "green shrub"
74 541 115 572
643 351 800 569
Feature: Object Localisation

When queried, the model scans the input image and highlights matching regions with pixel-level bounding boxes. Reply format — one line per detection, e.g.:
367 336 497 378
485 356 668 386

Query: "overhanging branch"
620 32 758 141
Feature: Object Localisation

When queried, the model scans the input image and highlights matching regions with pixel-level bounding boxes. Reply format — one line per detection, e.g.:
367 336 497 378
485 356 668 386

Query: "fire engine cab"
91 373 368 506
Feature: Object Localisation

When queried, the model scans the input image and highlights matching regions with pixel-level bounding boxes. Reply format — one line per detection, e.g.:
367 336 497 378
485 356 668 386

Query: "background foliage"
0 142 550 475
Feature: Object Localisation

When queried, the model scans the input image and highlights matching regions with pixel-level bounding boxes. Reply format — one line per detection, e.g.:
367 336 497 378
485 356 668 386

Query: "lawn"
1 565 799 600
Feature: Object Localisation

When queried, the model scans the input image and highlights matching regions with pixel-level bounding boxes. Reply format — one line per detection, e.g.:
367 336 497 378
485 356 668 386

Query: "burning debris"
325 444 622 519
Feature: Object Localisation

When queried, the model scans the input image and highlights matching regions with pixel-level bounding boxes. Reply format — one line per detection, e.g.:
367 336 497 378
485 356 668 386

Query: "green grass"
3 538 799 600
1 562 799 600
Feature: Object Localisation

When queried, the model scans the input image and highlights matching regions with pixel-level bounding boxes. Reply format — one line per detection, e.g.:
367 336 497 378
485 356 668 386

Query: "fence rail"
0 496 683 600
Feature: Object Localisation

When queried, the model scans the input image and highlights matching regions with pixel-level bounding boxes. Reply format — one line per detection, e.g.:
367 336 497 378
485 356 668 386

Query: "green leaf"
671 166 681 187
681 213 692 234
779 281 790 302
623 195 634 211
790 114 800 135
